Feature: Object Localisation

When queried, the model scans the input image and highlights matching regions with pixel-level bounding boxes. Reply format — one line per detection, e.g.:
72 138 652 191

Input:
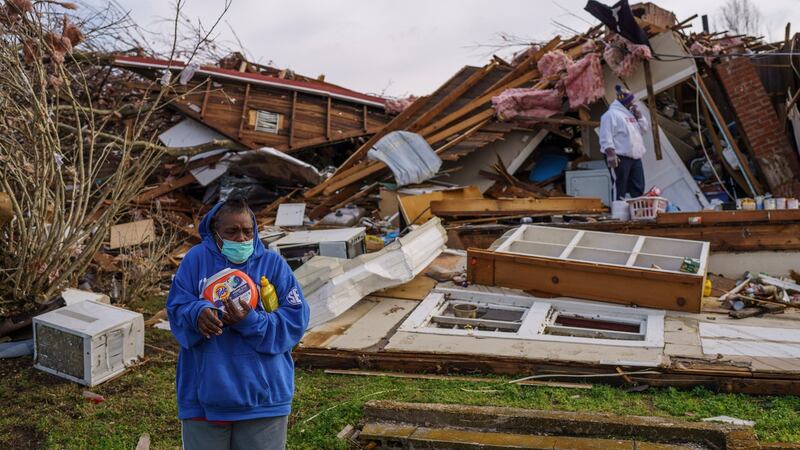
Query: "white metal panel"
701 340 800 358
33 301 144 386
270 228 366 248
699 322 800 358
275 203 306 227
700 323 800 343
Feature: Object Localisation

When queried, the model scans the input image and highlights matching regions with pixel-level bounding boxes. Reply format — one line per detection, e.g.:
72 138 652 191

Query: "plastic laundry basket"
626 196 668 221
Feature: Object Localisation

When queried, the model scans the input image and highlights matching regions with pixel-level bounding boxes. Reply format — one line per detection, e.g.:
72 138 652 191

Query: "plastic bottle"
260 276 279 312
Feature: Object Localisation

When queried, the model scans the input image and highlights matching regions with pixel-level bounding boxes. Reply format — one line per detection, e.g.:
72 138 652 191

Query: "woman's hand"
221 297 252 326
198 308 223 338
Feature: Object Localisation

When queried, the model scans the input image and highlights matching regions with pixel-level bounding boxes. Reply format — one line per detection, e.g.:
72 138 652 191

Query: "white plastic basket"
626 196 668 221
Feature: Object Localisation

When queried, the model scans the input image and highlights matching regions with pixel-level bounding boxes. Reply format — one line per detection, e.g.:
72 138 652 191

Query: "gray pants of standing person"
182 416 288 450
610 155 645 200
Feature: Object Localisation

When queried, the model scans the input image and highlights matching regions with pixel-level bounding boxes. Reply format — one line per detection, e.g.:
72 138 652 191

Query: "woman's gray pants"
182 416 288 450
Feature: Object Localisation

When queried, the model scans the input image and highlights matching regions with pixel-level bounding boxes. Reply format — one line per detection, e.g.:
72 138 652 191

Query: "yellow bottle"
260 276 279 312
703 279 712 297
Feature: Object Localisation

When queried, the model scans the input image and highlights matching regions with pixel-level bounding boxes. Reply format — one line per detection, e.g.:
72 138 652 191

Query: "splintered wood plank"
200 76 211 118
643 60 663 160
328 298 419 350
423 108 495 144
109 219 155 249
134 174 196 203
301 298 379 348
237 82 251 139
700 100 751 193
324 369 593 388
409 62 498 132
696 76 763 195
398 186 483 225
430 198 605 217
415 38 562 138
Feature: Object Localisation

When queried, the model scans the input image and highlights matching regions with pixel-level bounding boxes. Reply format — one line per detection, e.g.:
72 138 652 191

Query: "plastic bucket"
611 200 630 221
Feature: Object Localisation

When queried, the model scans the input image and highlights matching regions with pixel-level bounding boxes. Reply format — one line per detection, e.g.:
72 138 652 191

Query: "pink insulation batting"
690 41 726 66
564 52 604 109
385 95 418 115
603 36 652 78
537 50 572 78
492 88 563 120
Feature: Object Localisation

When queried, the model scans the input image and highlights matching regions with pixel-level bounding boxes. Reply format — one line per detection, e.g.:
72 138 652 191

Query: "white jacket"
599 100 649 160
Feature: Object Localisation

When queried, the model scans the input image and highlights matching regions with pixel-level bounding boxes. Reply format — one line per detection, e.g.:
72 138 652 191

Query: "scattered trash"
82 391 106 404
0 339 34 359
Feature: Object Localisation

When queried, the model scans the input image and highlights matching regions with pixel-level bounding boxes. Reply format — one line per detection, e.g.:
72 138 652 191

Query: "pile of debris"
716 272 800 319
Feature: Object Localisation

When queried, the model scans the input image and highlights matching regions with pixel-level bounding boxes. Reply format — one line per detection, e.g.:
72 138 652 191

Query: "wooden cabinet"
467 226 709 313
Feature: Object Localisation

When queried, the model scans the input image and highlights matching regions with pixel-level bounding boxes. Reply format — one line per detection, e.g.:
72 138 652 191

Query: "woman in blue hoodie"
166 197 310 450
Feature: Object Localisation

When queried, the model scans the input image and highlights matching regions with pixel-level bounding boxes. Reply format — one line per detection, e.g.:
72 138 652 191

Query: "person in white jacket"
599 85 649 200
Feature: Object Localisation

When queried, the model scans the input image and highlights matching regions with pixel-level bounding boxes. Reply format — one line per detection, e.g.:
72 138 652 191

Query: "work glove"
605 147 619 169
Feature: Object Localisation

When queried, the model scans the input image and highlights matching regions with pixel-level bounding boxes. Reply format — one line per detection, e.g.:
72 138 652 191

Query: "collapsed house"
4 0 800 400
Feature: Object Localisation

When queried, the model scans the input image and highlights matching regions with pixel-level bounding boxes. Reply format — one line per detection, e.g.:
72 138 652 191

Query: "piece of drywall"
109 219 155 249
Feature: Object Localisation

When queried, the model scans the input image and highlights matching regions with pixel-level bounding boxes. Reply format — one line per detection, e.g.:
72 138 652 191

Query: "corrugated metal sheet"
368 131 442 186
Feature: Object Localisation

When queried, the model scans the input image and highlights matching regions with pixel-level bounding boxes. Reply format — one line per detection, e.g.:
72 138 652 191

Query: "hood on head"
611 99 635 114
198 202 266 261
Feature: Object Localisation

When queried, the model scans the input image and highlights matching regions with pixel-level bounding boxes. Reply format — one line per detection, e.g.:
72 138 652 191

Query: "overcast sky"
95 0 800 97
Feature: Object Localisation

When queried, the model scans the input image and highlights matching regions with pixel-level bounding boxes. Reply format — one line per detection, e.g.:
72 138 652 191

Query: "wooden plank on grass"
109 219 155 249
323 369 593 388
430 198 605 217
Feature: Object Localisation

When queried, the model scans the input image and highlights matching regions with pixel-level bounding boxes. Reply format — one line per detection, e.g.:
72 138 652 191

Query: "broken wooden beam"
409 62 499 132
700 100 752 194
430 198 605 217
323 369 593 388
134 174 197 203
642 60 663 160
415 38 563 139
696 76 763 196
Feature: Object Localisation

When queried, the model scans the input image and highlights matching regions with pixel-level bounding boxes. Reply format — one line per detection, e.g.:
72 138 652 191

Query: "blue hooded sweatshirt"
166 202 310 421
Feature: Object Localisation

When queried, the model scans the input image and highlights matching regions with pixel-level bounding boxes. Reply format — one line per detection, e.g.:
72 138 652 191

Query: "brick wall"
715 57 800 195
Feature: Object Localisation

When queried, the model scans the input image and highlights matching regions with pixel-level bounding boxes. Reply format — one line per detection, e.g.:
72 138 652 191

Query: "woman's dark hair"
211 196 254 232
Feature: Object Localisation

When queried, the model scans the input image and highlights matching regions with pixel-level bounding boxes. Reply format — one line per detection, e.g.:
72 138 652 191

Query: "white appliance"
33 300 144 386
269 227 366 270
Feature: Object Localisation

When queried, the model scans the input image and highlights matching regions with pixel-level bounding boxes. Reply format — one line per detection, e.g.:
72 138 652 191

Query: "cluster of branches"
0 0 230 315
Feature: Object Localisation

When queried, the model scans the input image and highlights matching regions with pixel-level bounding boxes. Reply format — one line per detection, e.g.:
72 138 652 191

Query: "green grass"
1 296 799 449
